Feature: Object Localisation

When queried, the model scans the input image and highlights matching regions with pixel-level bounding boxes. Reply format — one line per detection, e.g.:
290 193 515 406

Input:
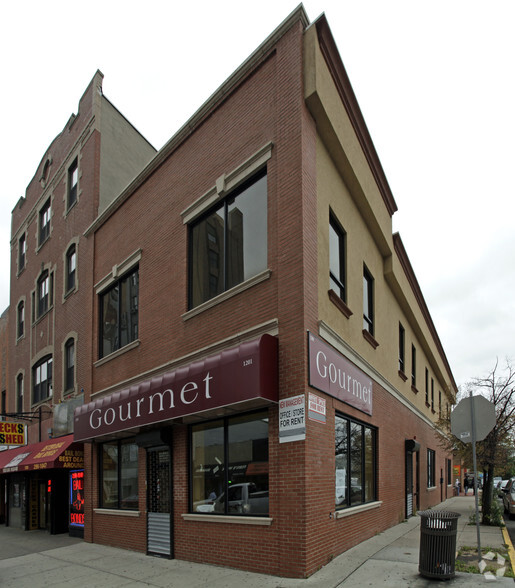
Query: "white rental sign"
279 394 306 443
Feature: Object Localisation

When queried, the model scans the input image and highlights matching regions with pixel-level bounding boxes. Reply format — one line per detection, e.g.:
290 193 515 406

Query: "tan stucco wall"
305 24 456 420
98 97 156 214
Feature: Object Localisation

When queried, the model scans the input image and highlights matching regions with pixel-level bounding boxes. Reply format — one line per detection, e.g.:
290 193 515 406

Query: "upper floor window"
431 378 434 411
188 171 267 308
398 323 405 373
17 301 24 338
18 233 26 271
329 214 346 302
363 267 374 335
425 368 429 404
39 199 51 245
33 356 52 404
68 158 78 209
99 266 139 358
37 270 52 318
66 245 77 293
16 374 23 412
65 338 75 392
411 344 417 388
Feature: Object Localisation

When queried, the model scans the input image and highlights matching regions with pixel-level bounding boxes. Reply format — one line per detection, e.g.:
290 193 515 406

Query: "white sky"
1 0 514 391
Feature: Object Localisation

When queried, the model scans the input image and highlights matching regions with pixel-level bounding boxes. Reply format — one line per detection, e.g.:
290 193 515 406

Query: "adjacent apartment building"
1 6 457 578
1 71 156 534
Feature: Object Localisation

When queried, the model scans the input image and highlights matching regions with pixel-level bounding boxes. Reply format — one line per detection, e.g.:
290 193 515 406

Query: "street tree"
438 359 515 524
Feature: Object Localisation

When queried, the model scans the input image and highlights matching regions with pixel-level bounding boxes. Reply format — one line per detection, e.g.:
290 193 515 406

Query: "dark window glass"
189 172 267 308
65 338 75 392
37 271 52 317
398 323 405 373
66 245 76 292
329 214 346 301
411 345 416 387
33 356 52 404
363 267 374 335
18 234 26 271
335 413 377 509
100 439 139 510
68 159 78 208
191 411 269 516
425 368 429 404
17 301 24 338
427 449 435 487
39 199 51 244
431 378 434 411
99 267 139 358
16 374 23 413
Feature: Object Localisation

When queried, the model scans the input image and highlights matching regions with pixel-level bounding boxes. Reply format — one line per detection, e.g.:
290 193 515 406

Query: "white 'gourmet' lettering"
89 373 213 430
315 351 371 404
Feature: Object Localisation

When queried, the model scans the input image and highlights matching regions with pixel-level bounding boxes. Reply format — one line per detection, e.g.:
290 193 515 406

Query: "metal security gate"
147 448 172 557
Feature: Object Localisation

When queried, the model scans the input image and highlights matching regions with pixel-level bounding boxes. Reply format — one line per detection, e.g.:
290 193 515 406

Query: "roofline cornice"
393 232 458 393
314 15 398 217
85 4 310 237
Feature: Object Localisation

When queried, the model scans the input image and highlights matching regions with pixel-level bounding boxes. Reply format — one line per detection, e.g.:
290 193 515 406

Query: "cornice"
85 5 310 237
314 15 398 218
393 232 457 393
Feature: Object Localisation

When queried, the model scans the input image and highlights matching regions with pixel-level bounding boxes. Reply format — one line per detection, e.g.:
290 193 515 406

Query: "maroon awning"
74 334 278 441
0 434 84 473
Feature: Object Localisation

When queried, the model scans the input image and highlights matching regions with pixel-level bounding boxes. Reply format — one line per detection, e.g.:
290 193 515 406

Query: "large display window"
335 413 377 508
99 439 139 509
191 411 269 515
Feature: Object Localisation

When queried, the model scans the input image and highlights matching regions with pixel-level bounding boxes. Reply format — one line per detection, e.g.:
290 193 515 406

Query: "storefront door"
405 440 420 518
38 480 47 529
147 448 172 557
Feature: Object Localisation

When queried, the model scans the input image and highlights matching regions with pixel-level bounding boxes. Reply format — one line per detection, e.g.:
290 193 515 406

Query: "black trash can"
418 510 461 579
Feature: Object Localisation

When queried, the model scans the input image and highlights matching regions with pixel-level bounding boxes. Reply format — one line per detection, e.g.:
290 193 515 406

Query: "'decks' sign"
0 422 25 446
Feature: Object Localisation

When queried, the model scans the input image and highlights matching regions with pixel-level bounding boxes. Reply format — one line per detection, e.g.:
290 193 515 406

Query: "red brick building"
3 6 456 579
2 71 155 534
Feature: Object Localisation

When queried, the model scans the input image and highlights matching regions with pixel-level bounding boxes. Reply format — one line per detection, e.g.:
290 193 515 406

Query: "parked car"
497 479 510 498
502 478 515 518
213 482 268 514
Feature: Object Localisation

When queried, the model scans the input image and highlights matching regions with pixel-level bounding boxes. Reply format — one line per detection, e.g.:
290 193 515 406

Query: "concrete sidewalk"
0 495 513 587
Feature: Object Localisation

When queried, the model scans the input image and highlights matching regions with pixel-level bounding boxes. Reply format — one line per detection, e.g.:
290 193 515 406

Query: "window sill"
328 290 352 319
362 329 379 349
94 508 141 517
398 370 408 382
183 269 271 321
411 385 419 394
94 339 140 367
335 501 382 519
427 486 437 492
182 513 273 526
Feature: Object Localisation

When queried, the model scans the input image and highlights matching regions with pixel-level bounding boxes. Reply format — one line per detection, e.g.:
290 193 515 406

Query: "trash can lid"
417 510 461 519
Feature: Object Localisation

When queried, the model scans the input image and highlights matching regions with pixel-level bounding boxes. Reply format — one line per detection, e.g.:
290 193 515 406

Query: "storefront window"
100 439 139 510
335 413 376 509
191 411 269 515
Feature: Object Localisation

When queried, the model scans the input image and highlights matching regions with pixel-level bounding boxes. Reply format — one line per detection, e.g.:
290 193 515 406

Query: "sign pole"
469 391 482 562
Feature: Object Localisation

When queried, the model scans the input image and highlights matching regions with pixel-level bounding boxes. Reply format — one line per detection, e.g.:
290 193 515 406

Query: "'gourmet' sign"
74 335 278 441
308 332 373 415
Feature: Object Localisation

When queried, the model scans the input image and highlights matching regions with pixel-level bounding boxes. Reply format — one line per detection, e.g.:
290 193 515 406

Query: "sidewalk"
0 495 513 587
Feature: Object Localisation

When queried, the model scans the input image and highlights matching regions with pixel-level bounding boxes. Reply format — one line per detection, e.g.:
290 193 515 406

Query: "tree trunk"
481 465 495 524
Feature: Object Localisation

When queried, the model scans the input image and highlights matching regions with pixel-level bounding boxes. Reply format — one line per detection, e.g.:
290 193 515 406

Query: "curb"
502 525 515 570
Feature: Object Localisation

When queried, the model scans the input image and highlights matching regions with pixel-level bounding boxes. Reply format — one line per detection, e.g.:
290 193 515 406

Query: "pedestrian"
464 476 469 495
455 478 460 496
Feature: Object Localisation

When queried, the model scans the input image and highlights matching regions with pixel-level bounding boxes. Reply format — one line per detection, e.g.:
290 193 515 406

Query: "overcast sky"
1 1 514 391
